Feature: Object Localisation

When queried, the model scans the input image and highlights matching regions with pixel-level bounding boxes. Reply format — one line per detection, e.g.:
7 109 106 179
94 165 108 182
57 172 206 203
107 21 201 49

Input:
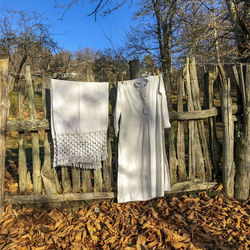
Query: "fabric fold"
51 79 109 169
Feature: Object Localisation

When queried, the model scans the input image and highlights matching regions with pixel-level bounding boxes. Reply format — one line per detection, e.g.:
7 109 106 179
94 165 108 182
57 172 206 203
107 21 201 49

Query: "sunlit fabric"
51 79 109 169
115 75 171 203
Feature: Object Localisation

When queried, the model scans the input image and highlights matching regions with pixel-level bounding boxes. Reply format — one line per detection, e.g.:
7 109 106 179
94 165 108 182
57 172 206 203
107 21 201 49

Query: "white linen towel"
51 79 109 169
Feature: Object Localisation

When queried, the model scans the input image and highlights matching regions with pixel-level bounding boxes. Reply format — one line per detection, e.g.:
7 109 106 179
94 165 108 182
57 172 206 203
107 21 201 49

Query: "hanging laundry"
114 75 171 203
51 79 109 169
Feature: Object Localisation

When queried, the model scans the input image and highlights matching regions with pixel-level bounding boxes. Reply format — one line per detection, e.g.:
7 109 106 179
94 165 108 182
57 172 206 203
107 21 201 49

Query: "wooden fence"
0 55 245 213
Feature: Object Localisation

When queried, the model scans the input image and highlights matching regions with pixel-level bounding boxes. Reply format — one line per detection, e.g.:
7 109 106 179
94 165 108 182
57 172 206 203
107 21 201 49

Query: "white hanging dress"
114 75 171 203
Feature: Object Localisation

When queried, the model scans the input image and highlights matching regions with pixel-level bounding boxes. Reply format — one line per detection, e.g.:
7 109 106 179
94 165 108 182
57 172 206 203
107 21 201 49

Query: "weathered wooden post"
234 64 250 200
82 169 92 192
0 52 9 215
18 78 28 193
41 78 61 194
189 57 212 181
218 64 235 198
25 66 42 194
129 59 141 79
177 76 187 181
183 58 204 181
204 68 222 177
102 81 115 192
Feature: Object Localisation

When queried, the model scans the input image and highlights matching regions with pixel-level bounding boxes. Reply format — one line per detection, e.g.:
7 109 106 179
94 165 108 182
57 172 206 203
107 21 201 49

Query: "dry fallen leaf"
0 193 248 249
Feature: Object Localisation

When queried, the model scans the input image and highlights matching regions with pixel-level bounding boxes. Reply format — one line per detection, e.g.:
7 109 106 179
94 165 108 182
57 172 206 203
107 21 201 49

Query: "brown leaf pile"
4 170 18 195
0 192 249 249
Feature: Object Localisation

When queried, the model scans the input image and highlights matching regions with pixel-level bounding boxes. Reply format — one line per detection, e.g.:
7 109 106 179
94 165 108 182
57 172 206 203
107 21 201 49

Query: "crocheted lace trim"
53 130 107 169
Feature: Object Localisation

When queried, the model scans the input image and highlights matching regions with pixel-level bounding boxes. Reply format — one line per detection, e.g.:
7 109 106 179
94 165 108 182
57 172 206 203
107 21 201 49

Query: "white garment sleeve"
159 75 171 128
114 83 122 136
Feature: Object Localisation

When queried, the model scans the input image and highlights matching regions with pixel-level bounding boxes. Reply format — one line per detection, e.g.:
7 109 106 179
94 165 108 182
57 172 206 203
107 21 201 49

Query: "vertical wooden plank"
0 56 8 216
41 79 61 194
218 65 235 198
102 137 112 191
110 84 117 188
184 58 196 180
189 57 211 180
129 59 141 79
94 166 103 192
72 167 80 192
204 69 222 178
18 80 28 193
61 167 72 193
82 170 92 192
102 81 115 192
177 76 187 181
25 66 42 194
161 73 178 185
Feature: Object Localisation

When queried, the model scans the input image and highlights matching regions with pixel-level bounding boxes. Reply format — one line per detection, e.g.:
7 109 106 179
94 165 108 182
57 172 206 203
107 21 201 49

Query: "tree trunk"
225 0 250 58
234 64 250 200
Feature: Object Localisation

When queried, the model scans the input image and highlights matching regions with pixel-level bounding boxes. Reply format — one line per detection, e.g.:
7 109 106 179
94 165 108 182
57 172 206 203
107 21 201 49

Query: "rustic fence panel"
4 58 247 207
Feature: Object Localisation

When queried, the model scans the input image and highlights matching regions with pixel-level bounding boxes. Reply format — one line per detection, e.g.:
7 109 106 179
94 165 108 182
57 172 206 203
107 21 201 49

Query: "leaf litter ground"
0 186 249 249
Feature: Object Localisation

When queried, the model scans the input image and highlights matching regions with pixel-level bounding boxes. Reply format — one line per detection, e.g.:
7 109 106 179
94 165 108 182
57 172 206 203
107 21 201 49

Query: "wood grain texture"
25 66 42 194
0 57 8 216
219 65 235 198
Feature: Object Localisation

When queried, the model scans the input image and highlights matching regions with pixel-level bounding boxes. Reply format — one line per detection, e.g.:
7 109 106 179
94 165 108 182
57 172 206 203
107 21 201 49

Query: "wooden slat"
184 58 204 180
204 69 222 178
18 79 28 193
7 105 242 132
25 66 42 194
102 138 112 191
218 65 235 198
41 79 61 194
4 192 116 205
7 119 49 131
72 168 81 193
169 107 218 121
177 77 186 181
61 167 72 193
94 168 103 192
82 170 92 192
4 181 218 205
0 56 9 216
190 57 211 181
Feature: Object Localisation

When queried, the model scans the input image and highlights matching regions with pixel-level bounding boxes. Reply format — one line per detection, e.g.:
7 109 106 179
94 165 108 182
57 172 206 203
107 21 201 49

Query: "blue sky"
0 0 137 52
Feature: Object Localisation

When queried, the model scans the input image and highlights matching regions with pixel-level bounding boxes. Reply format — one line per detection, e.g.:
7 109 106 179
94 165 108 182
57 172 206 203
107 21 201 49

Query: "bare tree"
225 0 249 61
50 50 73 75
55 0 129 18
0 10 58 83
93 48 129 82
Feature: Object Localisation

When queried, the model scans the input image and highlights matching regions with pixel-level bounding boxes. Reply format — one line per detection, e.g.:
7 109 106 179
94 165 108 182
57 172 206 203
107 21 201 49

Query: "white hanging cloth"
114 75 171 203
51 79 109 169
